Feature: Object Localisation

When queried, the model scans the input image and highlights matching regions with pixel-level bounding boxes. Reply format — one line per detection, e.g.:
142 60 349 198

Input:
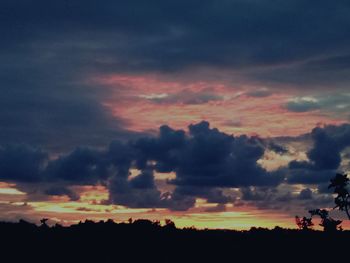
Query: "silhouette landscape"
1 216 350 262
1 173 350 262
1 1 350 262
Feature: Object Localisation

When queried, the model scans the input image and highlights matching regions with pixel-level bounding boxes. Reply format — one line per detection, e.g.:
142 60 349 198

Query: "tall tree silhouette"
328 173 350 219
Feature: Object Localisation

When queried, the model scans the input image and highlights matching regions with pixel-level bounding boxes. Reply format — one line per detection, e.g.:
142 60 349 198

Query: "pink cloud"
94 74 347 137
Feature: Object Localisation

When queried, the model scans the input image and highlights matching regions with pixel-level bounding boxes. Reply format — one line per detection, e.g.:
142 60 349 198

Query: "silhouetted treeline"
1 219 350 262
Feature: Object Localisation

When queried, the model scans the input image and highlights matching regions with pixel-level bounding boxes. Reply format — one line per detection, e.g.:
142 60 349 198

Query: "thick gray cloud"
2 1 350 218
288 124 350 184
0 122 281 210
0 145 48 182
2 1 350 81
168 122 283 187
1 0 350 152
0 45 132 152
0 122 349 211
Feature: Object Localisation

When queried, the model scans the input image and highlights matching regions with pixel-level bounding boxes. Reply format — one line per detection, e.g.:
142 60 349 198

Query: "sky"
1 0 350 229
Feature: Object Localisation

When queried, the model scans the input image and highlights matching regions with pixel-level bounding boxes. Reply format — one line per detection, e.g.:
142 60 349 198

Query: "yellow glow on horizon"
0 182 26 195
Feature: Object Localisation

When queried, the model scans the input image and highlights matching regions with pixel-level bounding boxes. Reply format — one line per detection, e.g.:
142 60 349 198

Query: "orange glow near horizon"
1 182 350 230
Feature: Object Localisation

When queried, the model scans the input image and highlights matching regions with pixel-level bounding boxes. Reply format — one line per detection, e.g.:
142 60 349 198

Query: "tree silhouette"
328 173 350 219
309 209 342 232
295 215 313 230
40 218 49 227
164 219 176 229
296 209 342 232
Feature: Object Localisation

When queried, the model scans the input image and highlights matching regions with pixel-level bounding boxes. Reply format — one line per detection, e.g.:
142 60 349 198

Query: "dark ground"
1 219 349 262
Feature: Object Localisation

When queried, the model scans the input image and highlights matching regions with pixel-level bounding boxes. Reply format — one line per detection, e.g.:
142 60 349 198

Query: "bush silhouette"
295 216 313 230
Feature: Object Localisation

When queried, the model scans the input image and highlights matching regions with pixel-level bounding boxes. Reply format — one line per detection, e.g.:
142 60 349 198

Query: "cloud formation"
288 124 350 184
1 0 350 155
1 122 348 211
1 1 350 216
2 1 350 85
0 122 281 210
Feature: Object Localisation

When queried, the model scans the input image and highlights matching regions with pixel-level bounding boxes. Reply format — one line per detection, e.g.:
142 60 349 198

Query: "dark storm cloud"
0 43 132 152
288 124 350 184
131 124 186 172
287 169 336 185
1 0 350 152
167 122 282 187
106 167 196 210
0 121 349 210
0 145 48 182
0 122 281 210
131 121 282 188
2 1 350 82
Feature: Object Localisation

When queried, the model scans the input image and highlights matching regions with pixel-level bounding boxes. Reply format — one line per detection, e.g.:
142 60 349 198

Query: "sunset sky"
1 0 350 229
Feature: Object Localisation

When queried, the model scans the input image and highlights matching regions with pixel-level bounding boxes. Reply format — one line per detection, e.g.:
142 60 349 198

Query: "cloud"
287 123 350 184
134 121 283 188
298 188 313 200
239 184 333 212
107 171 164 208
0 122 348 211
204 203 227 213
45 148 104 184
173 122 282 187
267 141 288 155
286 97 321 112
107 168 195 210
44 186 80 201
173 186 233 204
1 0 350 157
287 168 335 184
2 1 350 89
246 88 273 98
140 89 224 105
0 122 281 210
0 145 48 182
0 47 132 152
285 94 350 117
241 187 276 202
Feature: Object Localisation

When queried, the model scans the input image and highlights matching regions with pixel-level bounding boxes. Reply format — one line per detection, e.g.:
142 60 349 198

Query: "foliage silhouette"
296 173 349 232
295 216 313 230
40 218 49 227
1 218 349 262
309 209 342 232
328 173 350 219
